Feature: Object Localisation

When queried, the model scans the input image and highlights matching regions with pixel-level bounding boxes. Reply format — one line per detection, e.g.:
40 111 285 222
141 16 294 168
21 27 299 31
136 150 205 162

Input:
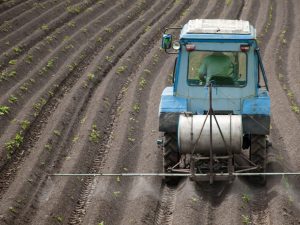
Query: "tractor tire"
249 134 267 185
163 133 180 185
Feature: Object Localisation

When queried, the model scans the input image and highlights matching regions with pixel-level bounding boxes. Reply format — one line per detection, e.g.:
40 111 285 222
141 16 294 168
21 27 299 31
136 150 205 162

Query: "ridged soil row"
42 2 196 223
237 1 277 224
219 0 244 19
61 2 194 224
89 0 232 224
0 0 27 14
0 0 74 48
265 1 300 223
248 1 300 224
0 0 125 139
0 1 172 224
0 0 115 94
0 0 53 39
0 0 97 70
0 0 146 169
275 0 300 115
240 0 260 25
286 0 300 106
0 0 154 219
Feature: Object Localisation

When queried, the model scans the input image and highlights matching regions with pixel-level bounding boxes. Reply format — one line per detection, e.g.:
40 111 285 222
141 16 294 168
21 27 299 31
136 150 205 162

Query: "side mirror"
161 34 172 49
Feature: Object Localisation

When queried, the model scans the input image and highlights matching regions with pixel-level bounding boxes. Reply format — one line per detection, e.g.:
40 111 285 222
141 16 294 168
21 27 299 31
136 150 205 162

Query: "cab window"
188 51 247 87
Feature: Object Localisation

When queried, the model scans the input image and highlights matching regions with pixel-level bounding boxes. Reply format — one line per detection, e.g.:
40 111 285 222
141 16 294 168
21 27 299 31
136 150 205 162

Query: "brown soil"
1 0 300 224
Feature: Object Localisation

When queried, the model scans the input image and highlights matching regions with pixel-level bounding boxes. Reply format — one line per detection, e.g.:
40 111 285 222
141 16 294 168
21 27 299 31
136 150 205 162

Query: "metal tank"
178 114 242 155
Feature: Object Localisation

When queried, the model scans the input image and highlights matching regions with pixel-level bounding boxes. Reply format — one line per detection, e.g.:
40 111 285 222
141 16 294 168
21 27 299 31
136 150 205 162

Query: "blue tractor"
159 19 270 184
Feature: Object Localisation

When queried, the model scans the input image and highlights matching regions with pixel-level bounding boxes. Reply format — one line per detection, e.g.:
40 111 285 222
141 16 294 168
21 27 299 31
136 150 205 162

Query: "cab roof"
180 19 256 40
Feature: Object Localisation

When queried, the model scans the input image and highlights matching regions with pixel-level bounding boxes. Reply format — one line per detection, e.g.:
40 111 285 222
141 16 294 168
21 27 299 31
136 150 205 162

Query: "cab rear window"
188 51 247 87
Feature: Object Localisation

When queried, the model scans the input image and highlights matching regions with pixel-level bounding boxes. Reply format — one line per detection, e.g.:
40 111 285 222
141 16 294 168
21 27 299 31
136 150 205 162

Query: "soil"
1 0 300 224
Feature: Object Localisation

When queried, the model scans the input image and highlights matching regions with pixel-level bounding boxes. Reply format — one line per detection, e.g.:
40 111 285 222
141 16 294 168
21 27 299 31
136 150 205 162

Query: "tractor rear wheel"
250 134 267 185
163 133 180 184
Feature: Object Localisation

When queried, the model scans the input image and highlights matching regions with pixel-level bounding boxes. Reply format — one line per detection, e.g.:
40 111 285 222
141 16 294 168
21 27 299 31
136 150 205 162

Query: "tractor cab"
159 19 270 184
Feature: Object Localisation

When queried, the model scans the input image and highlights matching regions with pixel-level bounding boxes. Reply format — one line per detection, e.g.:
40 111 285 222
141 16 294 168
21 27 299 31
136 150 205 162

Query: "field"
0 0 300 224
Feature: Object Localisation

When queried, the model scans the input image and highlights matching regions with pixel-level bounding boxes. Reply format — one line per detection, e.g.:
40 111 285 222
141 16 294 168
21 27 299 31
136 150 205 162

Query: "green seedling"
44 144 52 151
139 77 147 90
8 71 16 77
96 37 103 43
20 120 30 130
113 191 121 197
80 27 88 33
72 135 79 143
9 59 17 65
104 27 112 33
0 105 10 116
41 24 49 31
133 103 140 113
226 0 232 5
127 137 135 143
25 54 33 63
291 104 300 114
67 21 76 27
20 84 28 92
116 66 127 74
143 69 151 74
241 215 251 225
109 45 115 52
144 25 151 33
89 124 101 143
98 222 104 225
66 5 82 14
87 72 95 81
9 206 16 213
242 194 250 203
13 46 22 54
53 130 61 136
105 56 113 62
54 216 63 223
5 132 24 158
8 95 18 104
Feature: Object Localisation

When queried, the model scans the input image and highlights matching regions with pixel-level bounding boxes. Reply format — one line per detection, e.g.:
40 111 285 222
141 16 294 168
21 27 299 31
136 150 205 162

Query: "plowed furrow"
0 0 144 149
240 0 260 25
0 0 97 69
49 2 192 224
0 0 152 196
0 0 53 39
0 0 171 223
0 0 121 98
0 0 145 198
0 0 68 44
0 0 27 14
276 0 300 109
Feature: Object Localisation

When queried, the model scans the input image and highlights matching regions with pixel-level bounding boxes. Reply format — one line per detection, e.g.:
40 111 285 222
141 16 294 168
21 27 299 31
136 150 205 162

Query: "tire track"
154 185 177 225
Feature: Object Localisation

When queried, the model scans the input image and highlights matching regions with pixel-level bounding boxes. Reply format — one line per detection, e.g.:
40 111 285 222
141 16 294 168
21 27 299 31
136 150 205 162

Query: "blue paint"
159 87 187 113
242 91 270 115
